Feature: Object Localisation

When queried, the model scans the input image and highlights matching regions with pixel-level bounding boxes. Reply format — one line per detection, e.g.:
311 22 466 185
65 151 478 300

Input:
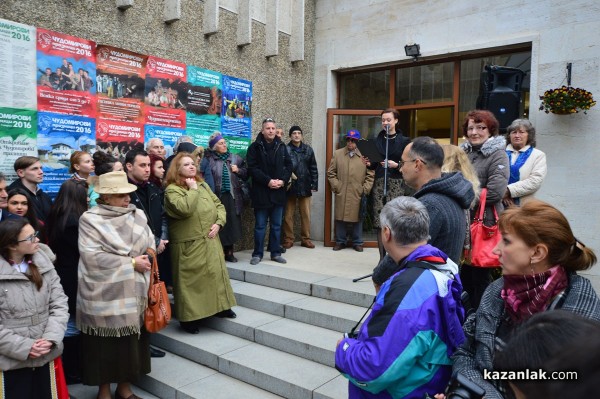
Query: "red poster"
96 45 146 124
95 120 143 159
36 28 97 117
144 56 187 129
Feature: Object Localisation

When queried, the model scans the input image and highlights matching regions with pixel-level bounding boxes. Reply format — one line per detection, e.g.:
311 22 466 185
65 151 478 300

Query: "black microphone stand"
352 124 391 283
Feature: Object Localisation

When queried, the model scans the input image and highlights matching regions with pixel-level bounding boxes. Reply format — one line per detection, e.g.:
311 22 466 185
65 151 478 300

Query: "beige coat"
0 244 68 371
327 147 374 222
506 144 547 204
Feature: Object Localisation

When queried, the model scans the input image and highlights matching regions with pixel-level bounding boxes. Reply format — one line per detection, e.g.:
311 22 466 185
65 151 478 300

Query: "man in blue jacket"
335 196 465 399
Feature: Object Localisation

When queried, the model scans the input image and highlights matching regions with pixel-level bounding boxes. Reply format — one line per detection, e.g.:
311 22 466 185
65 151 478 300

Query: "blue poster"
186 66 222 147
221 75 252 155
36 111 95 197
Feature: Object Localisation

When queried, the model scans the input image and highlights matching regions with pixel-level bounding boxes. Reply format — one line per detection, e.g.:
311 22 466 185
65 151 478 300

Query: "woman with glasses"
503 119 547 207
459 110 510 310
0 217 69 398
363 108 413 259
47 179 90 384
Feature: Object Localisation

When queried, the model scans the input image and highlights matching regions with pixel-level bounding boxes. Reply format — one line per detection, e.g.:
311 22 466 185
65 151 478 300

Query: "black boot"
62 335 82 385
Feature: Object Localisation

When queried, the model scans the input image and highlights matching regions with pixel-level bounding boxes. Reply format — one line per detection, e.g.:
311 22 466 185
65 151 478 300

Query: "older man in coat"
327 130 374 252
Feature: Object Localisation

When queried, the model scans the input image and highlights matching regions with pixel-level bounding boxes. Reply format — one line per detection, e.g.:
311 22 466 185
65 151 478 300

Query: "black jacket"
7 179 53 223
48 214 80 315
246 133 292 208
128 179 164 246
287 142 318 197
367 130 411 179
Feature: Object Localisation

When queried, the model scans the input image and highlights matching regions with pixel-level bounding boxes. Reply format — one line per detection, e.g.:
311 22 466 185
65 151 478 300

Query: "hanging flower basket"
539 86 596 114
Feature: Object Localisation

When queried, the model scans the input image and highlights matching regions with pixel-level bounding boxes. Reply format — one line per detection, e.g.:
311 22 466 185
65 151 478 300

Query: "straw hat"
93 171 137 194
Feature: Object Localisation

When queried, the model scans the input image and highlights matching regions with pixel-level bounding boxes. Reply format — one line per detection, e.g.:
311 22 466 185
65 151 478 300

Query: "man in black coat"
247 118 293 265
282 125 318 249
8 156 53 224
125 148 167 358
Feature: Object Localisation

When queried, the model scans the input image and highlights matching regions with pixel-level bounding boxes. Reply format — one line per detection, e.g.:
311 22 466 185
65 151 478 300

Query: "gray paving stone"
201 306 282 341
233 281 307 316
178 372 283 399
219 343 340 399
314 374 350 399
68 383 159 399
150 322 252 370
284 296 368 333
244 264 332 295
312 276 375 307
255 317 340 367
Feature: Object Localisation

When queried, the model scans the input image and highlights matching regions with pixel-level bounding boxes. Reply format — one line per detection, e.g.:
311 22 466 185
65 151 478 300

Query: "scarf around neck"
507 146 534 185
217 152 231 193
501 265 568 322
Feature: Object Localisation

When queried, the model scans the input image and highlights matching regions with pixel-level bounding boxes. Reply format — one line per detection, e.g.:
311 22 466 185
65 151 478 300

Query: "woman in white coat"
503 119 547 206
0 217 69 398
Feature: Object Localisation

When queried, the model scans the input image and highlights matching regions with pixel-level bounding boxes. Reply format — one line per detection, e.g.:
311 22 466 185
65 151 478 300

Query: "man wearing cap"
246 117 293 265
282 125 319 249
335 196 465 398
326 130 374 252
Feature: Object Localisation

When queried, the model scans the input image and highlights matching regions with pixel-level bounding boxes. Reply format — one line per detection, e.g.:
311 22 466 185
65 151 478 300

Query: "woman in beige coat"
327 130 375 252
0 217 68 398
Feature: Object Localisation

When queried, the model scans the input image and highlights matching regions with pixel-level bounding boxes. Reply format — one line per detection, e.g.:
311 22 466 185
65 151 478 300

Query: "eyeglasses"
18 231 39 243
467 125 488 133
262 117 275 124
399 159 426 168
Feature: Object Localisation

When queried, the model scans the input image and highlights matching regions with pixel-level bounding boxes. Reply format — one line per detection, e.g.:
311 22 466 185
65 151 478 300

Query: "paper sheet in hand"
356 140 384 163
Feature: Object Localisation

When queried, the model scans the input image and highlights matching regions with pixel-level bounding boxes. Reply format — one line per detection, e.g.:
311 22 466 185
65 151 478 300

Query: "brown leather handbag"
144 248 172 333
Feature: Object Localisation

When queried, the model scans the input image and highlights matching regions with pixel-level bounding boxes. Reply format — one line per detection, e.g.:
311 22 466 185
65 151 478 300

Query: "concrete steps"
97 262 374 399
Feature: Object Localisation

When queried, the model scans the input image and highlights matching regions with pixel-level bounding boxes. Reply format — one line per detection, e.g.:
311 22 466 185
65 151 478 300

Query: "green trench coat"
165 182 237 321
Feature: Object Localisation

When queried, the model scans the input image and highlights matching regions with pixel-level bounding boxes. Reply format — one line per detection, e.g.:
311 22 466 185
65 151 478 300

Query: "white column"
204 0 219 35
265 0 279 57
116 0 134 10
290 0 305 62
237 0 252 47
164 0 181 23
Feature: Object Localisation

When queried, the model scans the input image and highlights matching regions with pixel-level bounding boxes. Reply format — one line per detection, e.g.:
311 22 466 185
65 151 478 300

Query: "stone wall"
0 0 317 250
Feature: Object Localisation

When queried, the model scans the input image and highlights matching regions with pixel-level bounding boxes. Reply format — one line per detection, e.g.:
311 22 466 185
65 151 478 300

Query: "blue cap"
346 130 361 140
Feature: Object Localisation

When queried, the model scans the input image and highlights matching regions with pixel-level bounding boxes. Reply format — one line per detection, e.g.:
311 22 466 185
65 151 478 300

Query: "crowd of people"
0 108 596 399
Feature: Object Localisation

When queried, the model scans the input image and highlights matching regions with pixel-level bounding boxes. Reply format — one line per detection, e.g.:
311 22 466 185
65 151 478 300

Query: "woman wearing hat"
77 171 155 399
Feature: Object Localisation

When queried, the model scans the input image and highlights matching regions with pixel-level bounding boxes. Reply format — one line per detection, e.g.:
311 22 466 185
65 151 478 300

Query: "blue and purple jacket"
335 245 465 398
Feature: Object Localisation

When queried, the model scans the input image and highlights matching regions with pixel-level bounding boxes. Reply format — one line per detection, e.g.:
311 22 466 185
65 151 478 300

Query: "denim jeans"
334 220 364 246
253 206 284 259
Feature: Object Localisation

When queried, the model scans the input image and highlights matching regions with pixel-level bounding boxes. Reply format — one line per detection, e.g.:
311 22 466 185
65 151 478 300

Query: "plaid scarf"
77 204 154 337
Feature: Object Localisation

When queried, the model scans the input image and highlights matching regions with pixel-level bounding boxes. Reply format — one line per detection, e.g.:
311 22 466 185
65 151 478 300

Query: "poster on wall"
0 19 37 183
186 66 222 147
0 108 37 183
36 28 96 117
36 112 96 196
96 45 146 159
221 75 252 155
144 56 187 129
0 18 37 110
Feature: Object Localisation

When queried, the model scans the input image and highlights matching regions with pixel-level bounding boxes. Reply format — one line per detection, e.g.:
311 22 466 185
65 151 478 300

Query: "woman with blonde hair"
164 152 237 334
441 144 480 207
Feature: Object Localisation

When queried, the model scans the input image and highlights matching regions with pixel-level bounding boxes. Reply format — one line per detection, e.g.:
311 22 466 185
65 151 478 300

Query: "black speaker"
476 65 526 132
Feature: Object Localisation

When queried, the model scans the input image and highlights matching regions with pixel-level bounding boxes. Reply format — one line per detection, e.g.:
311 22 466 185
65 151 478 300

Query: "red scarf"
501 265 568 322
